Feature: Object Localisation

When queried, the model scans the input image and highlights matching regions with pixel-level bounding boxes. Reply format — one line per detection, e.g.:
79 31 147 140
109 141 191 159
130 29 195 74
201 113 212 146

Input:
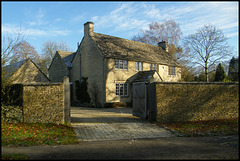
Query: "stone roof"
56 50 76 68
90 32 180 67
3 58 50 81
3 59 28 77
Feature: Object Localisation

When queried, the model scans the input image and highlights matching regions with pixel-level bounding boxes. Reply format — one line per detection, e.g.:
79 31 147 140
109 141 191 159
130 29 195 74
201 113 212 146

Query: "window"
124 60 128 70
116 83 128 96
115 59 119 69
168 66 176 76
115 59 128 70
150 64 158 71
136 62 143 71
119 60 123 69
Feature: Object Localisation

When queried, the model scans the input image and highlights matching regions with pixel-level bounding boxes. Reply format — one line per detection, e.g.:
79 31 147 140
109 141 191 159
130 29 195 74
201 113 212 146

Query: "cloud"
27 8 46 26
2 24 71 37
70 15 84 24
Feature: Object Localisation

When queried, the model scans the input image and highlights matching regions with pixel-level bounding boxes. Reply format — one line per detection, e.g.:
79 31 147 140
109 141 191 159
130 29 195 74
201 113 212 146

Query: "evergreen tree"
75 77 91 103
215 63 226 82
228 57 239 82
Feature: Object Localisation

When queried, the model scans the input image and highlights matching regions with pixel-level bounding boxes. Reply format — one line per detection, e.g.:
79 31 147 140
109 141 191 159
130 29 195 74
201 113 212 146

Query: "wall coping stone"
154 82 239 85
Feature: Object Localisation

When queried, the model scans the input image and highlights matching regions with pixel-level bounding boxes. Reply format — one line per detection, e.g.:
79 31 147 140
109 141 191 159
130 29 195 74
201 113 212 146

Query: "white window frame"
115 59 128 70
124 60 128 70
168 66 176 76
136 62 143 71
150 63 159 71
116 83 128 96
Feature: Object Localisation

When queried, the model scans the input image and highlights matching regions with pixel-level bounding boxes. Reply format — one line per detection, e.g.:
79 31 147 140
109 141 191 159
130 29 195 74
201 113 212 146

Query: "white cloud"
2 24 71 37
27 8 47 26
70 15 84 23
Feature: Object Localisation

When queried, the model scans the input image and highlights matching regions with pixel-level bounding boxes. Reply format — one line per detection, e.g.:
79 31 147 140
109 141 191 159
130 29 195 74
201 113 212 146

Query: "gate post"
64 76 71 124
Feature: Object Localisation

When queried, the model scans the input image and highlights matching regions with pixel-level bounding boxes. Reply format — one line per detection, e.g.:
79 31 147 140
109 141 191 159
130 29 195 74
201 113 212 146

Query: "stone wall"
23 83 64 124
2 77 71 124
151 82 239 122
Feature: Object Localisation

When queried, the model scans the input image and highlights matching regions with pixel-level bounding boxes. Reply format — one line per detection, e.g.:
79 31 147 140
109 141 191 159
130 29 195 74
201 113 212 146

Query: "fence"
133 82 239 122
2 76 70 124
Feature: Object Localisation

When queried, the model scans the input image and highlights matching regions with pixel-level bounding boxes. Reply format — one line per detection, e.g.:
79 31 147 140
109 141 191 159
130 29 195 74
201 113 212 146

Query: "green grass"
1 122 79 147
156 118 239 137
1 153 29 160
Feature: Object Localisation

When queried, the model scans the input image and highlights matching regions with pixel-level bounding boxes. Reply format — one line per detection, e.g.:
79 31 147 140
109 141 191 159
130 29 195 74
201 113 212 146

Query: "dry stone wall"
23 83 64 124
2 77 71 124
154 82 239 122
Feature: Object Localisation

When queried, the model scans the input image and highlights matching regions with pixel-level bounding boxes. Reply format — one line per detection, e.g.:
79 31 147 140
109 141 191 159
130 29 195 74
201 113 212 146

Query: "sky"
1 1 239 59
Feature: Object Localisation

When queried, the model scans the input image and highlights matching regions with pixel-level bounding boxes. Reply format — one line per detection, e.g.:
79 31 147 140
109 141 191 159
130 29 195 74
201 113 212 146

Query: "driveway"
70 107 175 141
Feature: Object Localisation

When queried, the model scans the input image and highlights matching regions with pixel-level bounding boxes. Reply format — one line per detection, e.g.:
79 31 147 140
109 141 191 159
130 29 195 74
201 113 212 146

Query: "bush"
75 77 91 103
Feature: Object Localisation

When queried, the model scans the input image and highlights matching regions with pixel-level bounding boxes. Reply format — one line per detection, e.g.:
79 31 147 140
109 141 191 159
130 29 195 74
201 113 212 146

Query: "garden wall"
2 77 70 124
149 82 239 122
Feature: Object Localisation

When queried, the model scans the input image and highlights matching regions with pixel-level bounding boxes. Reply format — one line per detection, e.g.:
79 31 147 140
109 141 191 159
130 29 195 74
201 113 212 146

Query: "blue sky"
2 1 239 58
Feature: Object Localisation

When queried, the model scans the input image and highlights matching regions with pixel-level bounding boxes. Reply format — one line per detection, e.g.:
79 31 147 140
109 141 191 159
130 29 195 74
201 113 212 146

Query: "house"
48 50 76 83
49 21 181 107
4 58 50 84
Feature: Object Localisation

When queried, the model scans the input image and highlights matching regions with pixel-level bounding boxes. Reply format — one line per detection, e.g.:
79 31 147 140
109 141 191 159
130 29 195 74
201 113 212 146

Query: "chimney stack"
84 21 94 36
158 40 169 52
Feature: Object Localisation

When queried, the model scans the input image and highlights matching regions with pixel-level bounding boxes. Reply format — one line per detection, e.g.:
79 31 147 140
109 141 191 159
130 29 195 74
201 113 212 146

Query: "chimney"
84 21 94 36
158 41 169 52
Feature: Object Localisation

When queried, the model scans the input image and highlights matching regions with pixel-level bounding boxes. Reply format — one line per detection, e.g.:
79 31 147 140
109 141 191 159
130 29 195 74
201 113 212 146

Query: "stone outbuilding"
4 58 50 84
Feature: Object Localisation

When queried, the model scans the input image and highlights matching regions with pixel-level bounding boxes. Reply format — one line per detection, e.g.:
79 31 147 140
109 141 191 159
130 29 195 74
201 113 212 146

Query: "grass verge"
1 122 79 147
156 118 239 137
1 153 29 160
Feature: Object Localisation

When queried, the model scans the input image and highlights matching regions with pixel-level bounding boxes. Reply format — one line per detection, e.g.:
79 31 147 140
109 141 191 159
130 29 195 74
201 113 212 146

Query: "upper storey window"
115 59 128 70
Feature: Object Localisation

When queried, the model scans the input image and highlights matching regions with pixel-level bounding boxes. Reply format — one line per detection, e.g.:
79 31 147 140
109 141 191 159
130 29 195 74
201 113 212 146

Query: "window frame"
150 63 159 71
136 62 143 71
168 66 176 76
115 59 128 70
116 83 128 96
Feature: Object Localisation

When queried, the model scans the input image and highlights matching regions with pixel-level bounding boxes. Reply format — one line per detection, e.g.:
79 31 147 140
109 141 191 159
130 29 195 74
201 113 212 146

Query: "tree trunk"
205 61 209 82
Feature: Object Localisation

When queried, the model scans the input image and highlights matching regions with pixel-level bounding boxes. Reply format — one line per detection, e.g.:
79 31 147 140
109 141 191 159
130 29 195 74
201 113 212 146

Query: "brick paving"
71 107 175 142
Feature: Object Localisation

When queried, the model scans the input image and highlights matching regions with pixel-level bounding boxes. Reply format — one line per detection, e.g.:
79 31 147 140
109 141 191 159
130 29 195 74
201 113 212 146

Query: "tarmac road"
1 135 238 160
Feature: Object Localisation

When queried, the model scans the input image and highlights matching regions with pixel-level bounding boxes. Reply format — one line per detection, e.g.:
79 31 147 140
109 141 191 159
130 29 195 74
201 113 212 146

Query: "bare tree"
183 24 232 82
41 40 71 69
1 32 24 66
11 40 39 64
132 19 182 57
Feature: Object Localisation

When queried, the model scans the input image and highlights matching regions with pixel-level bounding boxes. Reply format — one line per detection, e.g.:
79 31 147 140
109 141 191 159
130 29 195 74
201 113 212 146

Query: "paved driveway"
71 107 175 142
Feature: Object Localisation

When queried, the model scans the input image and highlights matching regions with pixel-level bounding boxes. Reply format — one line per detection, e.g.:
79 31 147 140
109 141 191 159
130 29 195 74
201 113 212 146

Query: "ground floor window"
116 83 128 96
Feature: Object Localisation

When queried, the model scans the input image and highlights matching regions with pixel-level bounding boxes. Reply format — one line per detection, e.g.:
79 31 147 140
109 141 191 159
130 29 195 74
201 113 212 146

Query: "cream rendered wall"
105 59 181 104
158 64 181 82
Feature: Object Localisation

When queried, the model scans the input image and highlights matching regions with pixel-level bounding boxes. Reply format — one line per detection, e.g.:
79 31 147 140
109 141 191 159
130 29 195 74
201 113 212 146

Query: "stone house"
48 50 76 83
4 58 50 84
49 21 181 107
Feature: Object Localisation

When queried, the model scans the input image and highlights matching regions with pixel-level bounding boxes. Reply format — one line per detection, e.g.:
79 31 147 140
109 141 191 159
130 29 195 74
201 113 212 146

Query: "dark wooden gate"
132 82 147 119
132 82 156 121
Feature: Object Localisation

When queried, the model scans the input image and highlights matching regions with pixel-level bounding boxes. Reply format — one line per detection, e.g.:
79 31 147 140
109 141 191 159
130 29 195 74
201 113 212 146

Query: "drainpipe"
102 56 106 107
79 50 81 81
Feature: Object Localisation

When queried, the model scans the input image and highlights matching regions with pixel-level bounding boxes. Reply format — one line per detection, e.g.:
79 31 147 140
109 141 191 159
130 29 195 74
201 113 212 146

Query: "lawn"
156 118 239 137
1 122 79 147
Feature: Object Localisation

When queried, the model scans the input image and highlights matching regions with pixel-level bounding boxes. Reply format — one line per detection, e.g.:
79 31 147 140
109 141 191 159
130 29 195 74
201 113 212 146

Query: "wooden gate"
132 82 147 119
